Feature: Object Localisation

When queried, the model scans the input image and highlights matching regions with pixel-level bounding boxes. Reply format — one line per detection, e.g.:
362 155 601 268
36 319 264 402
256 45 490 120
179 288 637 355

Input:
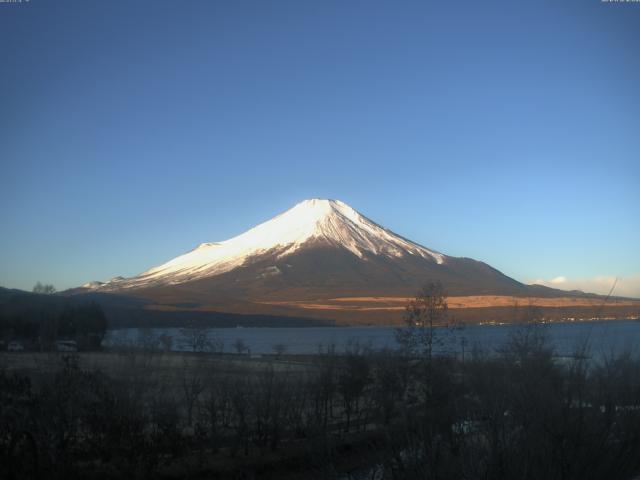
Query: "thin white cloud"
528 274 640 299
549 276 567 284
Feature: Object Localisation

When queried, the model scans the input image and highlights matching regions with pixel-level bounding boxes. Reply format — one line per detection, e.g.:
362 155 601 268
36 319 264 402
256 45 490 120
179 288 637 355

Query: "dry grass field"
259 295 640 311
4 339 640 480
136 294 640 326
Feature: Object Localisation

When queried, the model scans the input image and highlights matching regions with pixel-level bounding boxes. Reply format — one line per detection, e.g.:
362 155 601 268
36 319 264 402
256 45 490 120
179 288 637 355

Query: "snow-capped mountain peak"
90 199 445 290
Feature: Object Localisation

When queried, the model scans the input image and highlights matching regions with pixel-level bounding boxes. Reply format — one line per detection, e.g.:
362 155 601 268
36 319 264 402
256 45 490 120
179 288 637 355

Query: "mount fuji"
82 199 522 294
74 199 632 325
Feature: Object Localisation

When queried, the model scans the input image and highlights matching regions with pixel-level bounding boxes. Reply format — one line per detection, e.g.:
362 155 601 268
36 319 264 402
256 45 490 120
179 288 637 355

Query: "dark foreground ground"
2 326 640 480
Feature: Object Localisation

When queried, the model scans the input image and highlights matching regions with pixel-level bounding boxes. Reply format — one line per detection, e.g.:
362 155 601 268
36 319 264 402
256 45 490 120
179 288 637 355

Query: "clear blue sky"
1 0 639 295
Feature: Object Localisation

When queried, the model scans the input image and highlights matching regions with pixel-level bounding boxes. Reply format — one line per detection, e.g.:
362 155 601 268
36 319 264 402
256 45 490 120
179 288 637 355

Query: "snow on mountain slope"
92 199 446 290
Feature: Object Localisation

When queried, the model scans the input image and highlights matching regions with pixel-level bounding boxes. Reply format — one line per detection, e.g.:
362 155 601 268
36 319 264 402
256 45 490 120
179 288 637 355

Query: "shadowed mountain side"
128 242 530 302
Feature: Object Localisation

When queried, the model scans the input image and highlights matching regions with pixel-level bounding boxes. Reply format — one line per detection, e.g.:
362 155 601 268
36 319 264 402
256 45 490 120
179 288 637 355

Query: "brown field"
137 294 640 326
258 295 640 311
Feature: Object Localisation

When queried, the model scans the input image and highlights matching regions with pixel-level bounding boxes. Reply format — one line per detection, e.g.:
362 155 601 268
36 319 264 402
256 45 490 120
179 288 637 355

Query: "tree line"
0 301 107 350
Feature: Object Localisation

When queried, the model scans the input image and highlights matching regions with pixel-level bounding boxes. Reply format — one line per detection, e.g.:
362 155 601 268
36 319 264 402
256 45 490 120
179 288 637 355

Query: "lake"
104 319 640 358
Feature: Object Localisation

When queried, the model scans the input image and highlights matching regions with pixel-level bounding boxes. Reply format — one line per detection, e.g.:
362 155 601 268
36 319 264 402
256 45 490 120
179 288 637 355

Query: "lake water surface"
104 319 640 358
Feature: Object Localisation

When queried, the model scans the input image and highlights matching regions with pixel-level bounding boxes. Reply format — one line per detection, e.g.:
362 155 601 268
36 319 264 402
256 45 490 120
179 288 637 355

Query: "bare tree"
136 328 160 351
338 352 370 432
33 282 56 294
272 343 287 358
180 326 212 353
395 282 449 361
182 372 204 428
233 338 248 355
158 334 173 353
201 375 232 453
